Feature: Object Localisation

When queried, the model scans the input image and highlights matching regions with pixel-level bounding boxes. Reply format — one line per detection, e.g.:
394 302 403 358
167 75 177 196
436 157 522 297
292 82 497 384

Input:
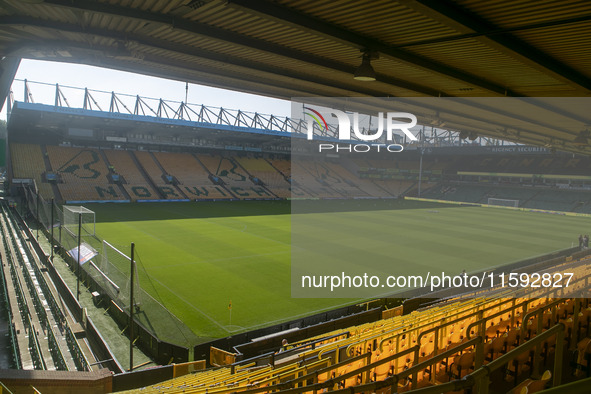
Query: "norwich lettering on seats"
159 186 179 198
183 186 228 197
130 186 152 198
95 186 120 198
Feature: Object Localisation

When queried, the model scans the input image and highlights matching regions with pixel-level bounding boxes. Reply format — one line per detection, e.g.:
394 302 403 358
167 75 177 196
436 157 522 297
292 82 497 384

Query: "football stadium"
1 1 591 393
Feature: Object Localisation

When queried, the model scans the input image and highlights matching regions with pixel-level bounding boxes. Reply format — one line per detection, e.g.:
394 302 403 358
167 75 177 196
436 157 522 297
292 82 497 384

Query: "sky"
2 58 291 122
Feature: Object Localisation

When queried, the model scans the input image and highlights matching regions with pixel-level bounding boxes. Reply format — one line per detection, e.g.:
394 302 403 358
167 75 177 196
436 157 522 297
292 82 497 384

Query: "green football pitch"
83 199 589 345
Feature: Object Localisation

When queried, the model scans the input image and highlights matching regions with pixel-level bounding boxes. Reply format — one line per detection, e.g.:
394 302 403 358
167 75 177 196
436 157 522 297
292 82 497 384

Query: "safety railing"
247 323 565 394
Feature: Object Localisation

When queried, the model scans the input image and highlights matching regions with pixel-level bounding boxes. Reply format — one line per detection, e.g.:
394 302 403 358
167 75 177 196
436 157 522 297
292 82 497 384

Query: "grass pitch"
84 199 589 343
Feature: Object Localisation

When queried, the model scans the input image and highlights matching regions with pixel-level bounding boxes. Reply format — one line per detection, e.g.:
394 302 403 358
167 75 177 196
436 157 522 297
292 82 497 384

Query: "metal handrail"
466 298 530 340
470 323 565 394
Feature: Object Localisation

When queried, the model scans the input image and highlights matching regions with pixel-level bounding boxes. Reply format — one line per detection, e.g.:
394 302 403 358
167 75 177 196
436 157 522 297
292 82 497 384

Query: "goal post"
487 198 519 208
63 206 96 237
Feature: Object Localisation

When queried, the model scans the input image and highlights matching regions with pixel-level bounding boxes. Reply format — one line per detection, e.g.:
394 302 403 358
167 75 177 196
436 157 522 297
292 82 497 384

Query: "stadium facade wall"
111 364 174 392
0 369 113 394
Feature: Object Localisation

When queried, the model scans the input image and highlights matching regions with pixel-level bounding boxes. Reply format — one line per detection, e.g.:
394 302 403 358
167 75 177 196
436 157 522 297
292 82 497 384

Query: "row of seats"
20 144 590 206
10 143 54 200
117 253 591 393
355 155 591 176
266 159 313 198
422 182 591 213
236 157 292 198
105 150 160 199
197 154 275 199
16 144 414 202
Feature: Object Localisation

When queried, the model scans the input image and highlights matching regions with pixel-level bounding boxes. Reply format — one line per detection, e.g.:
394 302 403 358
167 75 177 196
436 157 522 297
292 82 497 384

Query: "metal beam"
0 55 20 113
16 47 347 101
410 0 591 93
227 0 517 96
32 0 441 96
0 17 420 96
393 12 591 50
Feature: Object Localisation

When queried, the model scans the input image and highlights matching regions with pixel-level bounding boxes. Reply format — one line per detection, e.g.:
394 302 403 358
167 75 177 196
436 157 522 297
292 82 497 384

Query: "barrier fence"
21 186 191 367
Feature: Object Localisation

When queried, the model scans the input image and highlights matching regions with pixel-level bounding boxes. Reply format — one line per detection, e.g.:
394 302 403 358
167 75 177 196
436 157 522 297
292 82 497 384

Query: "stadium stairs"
265 158 316 198
149 152 190 199
190 153 238 199
104 149 160 201
129 151 167 199
231 157 279 199
99 149 133 201
112 248 591 394
40 144 63 203
198 154 273 200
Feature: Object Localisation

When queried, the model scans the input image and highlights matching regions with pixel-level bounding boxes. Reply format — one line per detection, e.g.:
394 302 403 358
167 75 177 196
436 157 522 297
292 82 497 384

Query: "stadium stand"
375 180 417 197
104 149 160 201
523 189 591 213
354 158 421 197
291 161 345 198
235 156 292 198
154 152 233 200
321 162 378 198
116 251 591 393
11 143 591 213
327 162 393 198
266 158 312 198
9 143 54 200
448 155 591 176
133 150 186 200
198 153 274 199
46 145 127 202
422 182 591 213
423 183 496 203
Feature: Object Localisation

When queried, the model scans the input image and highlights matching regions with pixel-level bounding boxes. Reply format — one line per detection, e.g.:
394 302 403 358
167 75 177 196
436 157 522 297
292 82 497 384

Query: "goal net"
63 206 95 237
487 198 519 208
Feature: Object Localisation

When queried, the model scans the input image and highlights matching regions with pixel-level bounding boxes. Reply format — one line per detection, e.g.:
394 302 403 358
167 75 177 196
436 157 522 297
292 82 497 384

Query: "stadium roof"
1 0 591 152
